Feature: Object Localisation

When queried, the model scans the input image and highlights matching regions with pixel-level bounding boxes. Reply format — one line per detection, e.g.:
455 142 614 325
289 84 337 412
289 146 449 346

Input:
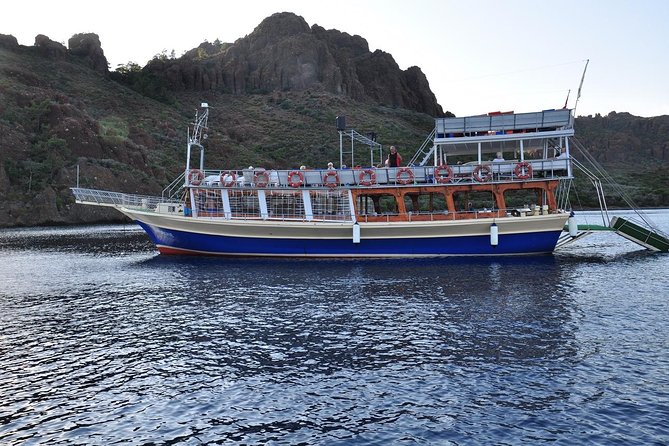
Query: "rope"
571 137 668 237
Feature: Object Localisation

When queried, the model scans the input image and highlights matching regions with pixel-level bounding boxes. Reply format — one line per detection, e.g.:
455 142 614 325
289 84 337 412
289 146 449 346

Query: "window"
403 192 448 213
357 194 398 216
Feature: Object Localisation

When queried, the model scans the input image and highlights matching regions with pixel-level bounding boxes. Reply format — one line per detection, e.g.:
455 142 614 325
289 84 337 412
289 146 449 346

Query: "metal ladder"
407 128 436 166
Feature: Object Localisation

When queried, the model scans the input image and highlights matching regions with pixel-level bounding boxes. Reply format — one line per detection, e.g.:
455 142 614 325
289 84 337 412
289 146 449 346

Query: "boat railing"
192 187 353 222
162 171 186 200
72 187 181 212
186 160 571 190
435 109 572 137
357 206 559 223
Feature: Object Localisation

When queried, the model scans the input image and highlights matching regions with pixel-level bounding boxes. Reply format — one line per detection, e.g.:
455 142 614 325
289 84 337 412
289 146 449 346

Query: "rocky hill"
574 112 669 207
0 12 668 227
136 13 442 116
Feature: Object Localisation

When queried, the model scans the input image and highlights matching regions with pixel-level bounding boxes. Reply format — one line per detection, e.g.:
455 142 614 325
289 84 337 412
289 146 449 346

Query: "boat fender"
353 222 361 243
490 222 499 246
221 171 236 187
287 170 304 188
396 167 415 185
323 170 339 188
514 162 533 180
254 171 270 187
434 164 453 183
188 169 204 186
359 169 376 186
568 215 578 237
473 164 492 182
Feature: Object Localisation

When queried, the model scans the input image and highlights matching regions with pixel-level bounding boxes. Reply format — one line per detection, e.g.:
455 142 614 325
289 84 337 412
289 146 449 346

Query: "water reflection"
123 254 582 373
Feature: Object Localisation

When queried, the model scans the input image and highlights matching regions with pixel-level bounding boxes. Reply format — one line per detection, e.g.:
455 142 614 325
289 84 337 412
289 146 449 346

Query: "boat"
72 103 669 257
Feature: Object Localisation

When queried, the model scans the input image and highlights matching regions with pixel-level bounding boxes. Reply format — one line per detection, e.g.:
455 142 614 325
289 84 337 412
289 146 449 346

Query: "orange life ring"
220 171 236 187
434 164 453 183
396 167 414 185
514 162 533 180
358 169 377 186
188 169 204 185
323 170 339 188
473 164 492 182
254 170 270 187
288 170 304 188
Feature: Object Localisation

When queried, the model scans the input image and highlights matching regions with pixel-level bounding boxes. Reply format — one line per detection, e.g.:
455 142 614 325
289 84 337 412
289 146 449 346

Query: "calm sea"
1 210 668 445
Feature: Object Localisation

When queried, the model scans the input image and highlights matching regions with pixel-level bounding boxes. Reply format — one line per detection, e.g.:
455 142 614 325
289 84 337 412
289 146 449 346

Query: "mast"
573 59 589 115
185 103 209 183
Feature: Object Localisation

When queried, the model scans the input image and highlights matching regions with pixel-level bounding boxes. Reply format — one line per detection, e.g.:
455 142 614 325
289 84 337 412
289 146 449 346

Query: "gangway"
555 223 612 250
611 217 669 252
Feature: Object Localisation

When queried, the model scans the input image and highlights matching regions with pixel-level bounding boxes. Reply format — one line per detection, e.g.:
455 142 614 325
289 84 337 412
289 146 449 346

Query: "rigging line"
571 178 586 216
444 59 587 83
571 138 666 236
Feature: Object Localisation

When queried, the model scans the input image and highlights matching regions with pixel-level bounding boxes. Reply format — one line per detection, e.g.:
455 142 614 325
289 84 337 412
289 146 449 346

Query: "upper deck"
435 109 574 144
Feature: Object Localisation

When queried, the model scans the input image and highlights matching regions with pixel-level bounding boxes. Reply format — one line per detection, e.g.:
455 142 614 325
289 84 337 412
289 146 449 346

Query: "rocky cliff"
31 33 109 73
140 12 443 116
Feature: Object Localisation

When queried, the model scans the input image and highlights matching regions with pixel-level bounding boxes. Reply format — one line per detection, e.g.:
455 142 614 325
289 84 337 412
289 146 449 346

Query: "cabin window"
452 190 496 212
357 194 398 216
378 195 398 214
503 189 544 210
403 193 448 213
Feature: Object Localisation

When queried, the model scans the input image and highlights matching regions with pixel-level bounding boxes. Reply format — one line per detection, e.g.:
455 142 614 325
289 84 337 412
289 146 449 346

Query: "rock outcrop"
34 34 68 59
0 33 108 75
142 12 443 116
68 33 109 74
0 33 19 50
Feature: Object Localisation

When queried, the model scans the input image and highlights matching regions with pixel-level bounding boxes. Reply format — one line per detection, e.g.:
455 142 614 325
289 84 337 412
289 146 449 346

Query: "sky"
2 0 668 118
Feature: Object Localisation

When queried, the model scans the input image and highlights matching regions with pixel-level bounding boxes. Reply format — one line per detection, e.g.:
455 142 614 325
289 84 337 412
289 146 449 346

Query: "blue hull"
137 222 562 257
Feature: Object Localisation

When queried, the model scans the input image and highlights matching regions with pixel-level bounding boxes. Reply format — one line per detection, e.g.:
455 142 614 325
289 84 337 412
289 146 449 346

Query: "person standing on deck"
386 146 402 167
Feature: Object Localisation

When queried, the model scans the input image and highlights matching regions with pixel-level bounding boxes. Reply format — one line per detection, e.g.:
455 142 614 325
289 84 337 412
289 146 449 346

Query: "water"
1 211 668 445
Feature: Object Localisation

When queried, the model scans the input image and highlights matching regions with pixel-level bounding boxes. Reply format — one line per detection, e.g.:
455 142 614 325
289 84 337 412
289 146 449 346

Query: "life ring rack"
473 164 492 183
287 170 304 188
396 167 414 185
220 171 236 187
254 170 270 187
358 169 377 186
187 169 204 186
323 170 339 188
434 164 453 183
514 162 533 180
